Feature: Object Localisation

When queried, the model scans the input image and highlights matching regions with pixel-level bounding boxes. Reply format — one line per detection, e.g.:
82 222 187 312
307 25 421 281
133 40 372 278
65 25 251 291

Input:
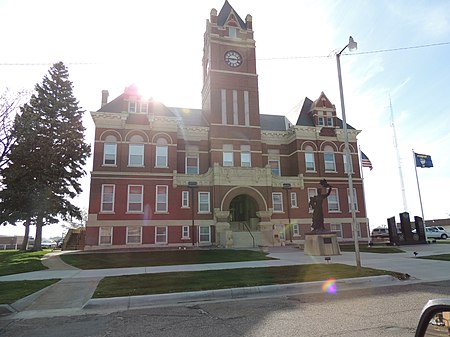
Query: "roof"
260 114 291 131
217 1 246 29
168 107 208 127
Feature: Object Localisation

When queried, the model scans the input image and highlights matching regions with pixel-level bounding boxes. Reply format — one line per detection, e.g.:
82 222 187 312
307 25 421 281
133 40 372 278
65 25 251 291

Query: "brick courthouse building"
85 1 369 249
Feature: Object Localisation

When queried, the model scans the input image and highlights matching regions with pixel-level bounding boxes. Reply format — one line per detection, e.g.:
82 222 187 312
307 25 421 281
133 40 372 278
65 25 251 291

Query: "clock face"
224 51 242 67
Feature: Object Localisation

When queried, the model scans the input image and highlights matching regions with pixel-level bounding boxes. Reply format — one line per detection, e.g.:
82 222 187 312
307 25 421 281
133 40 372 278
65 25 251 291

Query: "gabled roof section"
217 1 246 29
295 97 314 126
313 91 334 109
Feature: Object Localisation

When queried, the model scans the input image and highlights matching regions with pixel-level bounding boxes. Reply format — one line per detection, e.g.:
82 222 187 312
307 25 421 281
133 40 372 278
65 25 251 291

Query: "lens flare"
322 278 337 294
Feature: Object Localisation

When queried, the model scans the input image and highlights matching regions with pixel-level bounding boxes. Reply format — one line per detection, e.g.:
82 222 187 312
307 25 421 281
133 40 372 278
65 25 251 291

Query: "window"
128 101 136 113
156 138 168 167
182 226 189 239
223 144 233 166
343 153 354 173
186 145 199 174
156 185 168 212
272 192 283 212
103 142 117 165
99 227 112 245
128 185 143 212
155 226 167 244
290 192 298 208
347 188 359 212
331 224 343 238
127 227 142 244
269 160 280 176
129 134 144 166
268 149 281 176
328 188 340 212
326 117 333 127
140 102 148 113
318 116 324 126
307 188 318 213
241 145 251 167
182 191 189 208
324 145 336 172
304 145 315 171
198 192 210 213
229 27 237 38
101 184 115 212
199 226 211 243
293 224 300 236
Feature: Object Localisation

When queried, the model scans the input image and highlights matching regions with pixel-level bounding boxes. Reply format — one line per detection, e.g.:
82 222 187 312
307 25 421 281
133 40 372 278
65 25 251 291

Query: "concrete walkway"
1 243 449 319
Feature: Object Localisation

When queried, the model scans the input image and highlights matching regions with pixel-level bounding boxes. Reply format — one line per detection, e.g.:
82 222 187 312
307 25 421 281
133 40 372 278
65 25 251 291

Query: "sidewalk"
1 243 449 319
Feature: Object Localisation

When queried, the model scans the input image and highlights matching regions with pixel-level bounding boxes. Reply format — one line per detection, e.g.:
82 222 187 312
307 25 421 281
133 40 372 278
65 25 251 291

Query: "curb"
84 275 400 311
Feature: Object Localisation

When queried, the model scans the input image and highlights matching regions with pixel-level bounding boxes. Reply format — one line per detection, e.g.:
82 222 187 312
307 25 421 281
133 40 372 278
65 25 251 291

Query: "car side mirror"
415 299 450 337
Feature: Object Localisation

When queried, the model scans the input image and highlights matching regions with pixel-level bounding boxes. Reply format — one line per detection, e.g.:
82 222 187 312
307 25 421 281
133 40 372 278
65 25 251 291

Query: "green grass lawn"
339 244 404 253
417 254 450 261
0 250 49 276
0 279 59 304
93 264 403 298
60 249 273 269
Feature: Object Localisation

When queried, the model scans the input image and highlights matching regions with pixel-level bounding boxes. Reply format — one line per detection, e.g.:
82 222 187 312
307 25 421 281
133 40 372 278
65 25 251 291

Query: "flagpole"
359 146 371 244
413 149 427 242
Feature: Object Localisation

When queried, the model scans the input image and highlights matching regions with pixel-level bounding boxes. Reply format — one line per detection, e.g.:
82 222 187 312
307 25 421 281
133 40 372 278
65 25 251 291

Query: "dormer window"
326 117 333 127
128 101 136 113
140 102 148 113
318 116 325 126
229 27 237 38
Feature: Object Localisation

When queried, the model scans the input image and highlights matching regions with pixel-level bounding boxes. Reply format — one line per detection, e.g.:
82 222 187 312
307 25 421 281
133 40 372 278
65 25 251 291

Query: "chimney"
101 90 109 107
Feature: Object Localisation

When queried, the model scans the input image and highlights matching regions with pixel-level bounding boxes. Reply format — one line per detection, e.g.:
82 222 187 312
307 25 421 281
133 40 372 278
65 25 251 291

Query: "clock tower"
202 1 262 167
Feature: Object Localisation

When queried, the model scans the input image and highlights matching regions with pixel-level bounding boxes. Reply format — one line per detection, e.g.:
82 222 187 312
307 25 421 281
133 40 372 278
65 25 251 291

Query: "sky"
1 0 449 240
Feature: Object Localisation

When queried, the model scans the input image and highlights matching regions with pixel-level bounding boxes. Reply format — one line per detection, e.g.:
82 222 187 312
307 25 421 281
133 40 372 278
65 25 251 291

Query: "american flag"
361 151 373 170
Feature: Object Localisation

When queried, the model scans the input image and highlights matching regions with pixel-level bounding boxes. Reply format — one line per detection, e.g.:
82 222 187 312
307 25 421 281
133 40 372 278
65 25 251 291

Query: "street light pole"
283 183 292 242
336 36 361 270
188 181 198 246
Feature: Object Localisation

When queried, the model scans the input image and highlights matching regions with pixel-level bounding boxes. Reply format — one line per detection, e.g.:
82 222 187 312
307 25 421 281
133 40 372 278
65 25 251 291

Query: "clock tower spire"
202 1 262 167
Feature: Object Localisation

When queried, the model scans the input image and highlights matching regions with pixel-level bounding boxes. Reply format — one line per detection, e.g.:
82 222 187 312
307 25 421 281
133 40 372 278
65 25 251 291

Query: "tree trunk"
20 219 31 250
34 216 43 251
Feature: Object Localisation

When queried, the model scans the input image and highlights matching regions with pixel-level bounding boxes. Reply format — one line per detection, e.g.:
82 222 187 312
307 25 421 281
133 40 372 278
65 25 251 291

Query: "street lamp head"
348 36 357 51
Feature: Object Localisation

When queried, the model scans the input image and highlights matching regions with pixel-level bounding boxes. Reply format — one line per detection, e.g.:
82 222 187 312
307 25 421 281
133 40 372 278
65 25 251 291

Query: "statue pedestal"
304 232 341 256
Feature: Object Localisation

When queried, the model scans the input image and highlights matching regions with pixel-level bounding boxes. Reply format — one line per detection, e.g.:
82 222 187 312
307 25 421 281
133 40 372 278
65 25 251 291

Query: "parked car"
430 226 449 239
41 240 57 249
412 227 448 239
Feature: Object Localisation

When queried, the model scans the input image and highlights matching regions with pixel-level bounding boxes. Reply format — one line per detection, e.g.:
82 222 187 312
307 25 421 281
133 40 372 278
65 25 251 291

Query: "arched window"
129 135 144 167
103 135 117 165
304 145 315 172
324 145 336 172
156 138 168 167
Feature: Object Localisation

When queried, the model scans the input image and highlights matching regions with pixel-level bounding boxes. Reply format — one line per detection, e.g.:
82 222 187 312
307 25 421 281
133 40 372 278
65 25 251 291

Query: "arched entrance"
229 195 258 231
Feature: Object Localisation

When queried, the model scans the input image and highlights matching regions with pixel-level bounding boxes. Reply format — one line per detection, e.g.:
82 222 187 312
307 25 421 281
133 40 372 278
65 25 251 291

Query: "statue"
309 179 332 232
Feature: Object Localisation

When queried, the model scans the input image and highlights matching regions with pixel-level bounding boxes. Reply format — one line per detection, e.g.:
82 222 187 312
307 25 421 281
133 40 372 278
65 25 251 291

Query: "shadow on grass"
0 250 49 276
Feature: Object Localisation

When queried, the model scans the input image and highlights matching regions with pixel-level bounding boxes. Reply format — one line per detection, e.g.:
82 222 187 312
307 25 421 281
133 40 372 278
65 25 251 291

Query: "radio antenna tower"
390 95 408 212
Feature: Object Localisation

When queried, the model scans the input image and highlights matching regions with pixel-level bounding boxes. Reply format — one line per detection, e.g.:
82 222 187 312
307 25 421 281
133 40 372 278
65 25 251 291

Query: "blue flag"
415 153 433 168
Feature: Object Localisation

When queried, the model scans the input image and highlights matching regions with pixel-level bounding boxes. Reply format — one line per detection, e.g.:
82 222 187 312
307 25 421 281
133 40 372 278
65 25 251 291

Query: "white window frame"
293 224 300 236
324 148 336 172
347 188 359 212
99 227 112 245
328 188 340 212
305 151 315 172
269 159 281 176
101 184 115 212
199 226 211 243
182 225 190 239
156 144 168 168
331 224 343 238
240 145 251 167
155 226 168 244
186 148 199 174
128 101 136 113
126 226 142 244
343 153 354 173
198 192 210 213
223 144 233 167
182 191 189 208
326 116 333 127
229 27 237 38
290 192 298 208
307 188 318 213
272 192 283 212
127 185 143 212
129 143 144 167
318 116 324 126
140 102 148 113
103 143 117 165
155 185 168 213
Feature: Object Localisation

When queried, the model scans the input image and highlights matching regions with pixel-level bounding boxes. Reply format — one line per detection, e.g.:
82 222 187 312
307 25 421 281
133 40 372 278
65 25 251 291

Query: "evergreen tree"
2 62 91 250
